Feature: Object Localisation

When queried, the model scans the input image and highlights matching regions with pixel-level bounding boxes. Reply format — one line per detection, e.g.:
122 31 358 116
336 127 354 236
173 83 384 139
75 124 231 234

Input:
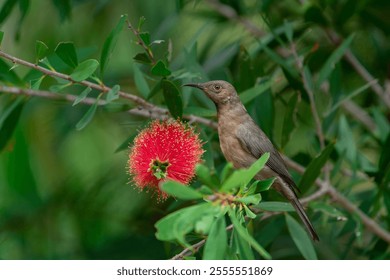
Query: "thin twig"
126 19 156 64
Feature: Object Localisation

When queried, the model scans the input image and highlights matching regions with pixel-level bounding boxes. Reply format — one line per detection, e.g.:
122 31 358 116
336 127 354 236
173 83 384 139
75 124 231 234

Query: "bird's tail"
290 199 319 241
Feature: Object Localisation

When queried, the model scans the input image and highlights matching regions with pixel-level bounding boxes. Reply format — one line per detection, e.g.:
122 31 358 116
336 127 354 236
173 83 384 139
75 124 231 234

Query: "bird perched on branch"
184 80 319 241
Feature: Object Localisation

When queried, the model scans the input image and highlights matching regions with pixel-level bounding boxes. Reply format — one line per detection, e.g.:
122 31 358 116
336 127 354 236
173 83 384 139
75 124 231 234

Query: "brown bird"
184 80 319 241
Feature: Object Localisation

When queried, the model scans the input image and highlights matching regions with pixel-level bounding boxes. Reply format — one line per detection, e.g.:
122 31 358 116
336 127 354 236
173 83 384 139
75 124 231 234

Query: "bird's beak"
183 83 204 90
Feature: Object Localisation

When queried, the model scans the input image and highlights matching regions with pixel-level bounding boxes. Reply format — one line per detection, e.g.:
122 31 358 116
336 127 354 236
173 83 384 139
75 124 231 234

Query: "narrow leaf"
0 31 4 46
236 194 262 205
203 215 227 260
317 33 355 86
0 97 24 152
162 79 183 119
35 40 49 62
55 42 78 68
100 14 127 76
75 98 99 130
256 201 294 212
299 142 335 192
70 59 99 82
106 84 120 102
133 64 150 98
221 153 270 193
229 208 271 259
239 80 272 105
73 87 92 106
161 180 203 200
151 60 171 76
286 214 317 260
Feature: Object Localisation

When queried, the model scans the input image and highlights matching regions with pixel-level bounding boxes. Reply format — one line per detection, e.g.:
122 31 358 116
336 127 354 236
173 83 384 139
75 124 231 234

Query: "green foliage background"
0 0 389 259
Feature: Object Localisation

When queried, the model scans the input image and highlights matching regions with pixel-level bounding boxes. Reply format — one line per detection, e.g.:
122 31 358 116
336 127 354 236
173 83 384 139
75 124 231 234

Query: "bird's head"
183 80 240 106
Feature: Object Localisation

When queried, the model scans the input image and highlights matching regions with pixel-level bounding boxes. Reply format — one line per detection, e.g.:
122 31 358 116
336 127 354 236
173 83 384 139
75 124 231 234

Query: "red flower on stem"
128 120 204 199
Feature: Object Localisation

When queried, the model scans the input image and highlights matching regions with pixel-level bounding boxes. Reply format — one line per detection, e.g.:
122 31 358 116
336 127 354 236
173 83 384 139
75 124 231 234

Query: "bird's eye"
213 84 221 92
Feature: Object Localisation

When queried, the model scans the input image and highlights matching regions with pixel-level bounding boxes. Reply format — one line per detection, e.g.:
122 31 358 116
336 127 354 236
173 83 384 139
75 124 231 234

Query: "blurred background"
0 0 389 259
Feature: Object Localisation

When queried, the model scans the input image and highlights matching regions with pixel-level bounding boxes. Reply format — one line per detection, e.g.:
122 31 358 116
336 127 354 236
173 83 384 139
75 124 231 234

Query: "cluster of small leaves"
155 153 317 260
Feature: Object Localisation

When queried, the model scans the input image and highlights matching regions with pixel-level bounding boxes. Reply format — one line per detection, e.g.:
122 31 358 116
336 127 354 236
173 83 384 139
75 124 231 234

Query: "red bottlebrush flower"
128 120 204 199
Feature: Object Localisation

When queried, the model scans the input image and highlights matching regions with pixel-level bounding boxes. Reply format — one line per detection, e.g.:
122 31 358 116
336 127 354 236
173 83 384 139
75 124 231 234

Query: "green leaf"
183 106 215 117
162 79 183 119
100 14 127 76
0 30 4 46
325 81 373 116
299 142 335 192
256 178 276 192
281 93 298 148
155 203 218 246
243 204 257 219
70 59 99 82
228 208 271 259
75 98 99 130
196 164 219 189
133 52 152 64
236 194 262 205
161 180 203 200
55 42 78 68
310 202 346 219
115 131 138 153
151 60 171 76
30 76 45 90
221 153 270 193
203 215 227 260
133 64 150 98
256 201 294 212
52 0 71 22
139 32 151 46
137 16 146 30
0 97 24 152
239 80 272 105
0 0 17 25
35 40 49 63
106 84 120 102
72 87 92 106
317 34 355 86
286 214 317 260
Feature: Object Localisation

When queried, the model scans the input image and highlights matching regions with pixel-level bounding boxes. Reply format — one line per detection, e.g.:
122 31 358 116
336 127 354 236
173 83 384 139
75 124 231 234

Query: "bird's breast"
218 119 256 169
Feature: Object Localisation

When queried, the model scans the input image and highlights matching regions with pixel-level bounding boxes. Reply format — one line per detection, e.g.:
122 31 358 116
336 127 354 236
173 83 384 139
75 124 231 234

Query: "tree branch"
0 50 217 129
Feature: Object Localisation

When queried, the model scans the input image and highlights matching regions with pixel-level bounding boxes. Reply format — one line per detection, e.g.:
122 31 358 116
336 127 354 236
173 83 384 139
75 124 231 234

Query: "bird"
184 80 319 241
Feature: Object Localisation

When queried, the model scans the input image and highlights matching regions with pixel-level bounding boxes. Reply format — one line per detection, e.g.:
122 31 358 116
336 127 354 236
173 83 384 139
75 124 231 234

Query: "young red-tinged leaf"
55 42 78 68
161 180 203 200
151 60 171 76
286 214 317 260
100 14 127 76
70 59 99 82
35 40 49 63
203 215 227 260
162 79 183 119
106 84 120 102
72 87 92 106
75 98 99 130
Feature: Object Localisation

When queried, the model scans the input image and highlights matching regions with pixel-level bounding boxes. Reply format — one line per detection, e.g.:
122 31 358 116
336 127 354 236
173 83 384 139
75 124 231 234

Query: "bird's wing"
236 121 298 190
